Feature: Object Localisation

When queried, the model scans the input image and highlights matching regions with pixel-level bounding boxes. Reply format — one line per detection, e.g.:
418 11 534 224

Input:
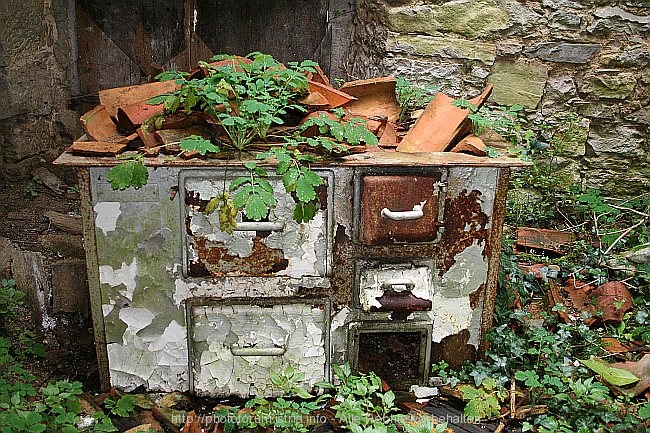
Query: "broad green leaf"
232 186 253 208
179 135 219 155
282 167 300 190
146 94 172 105
580 358 640 386
244 194 269 221
229 176 251 191
302 169 324 187
296 177 317 202
639 402 650 419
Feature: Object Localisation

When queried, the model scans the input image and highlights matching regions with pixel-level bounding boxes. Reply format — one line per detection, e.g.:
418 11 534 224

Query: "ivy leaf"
179 135 219 155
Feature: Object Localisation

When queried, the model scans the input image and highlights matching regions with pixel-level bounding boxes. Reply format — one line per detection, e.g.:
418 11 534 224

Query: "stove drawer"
355 172 446 244
356 260 434 312
181 169 332 278
188 298 329 397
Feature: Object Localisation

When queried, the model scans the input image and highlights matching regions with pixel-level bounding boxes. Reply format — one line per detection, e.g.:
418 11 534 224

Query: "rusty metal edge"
478 167 510 357
77 167 111 391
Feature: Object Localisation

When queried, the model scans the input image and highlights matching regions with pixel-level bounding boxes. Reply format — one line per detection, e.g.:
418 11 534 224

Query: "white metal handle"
381 278 415 292
230 345 286 356
380 201 426 221
234 221 285 231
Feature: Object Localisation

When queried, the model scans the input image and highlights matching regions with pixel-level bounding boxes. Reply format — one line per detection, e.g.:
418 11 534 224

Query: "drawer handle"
381 278 415 292
234 221 286 231
380 201 426 221
230 345 287 356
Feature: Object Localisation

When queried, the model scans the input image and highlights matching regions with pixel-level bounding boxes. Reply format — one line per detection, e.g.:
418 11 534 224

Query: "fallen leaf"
580 357 640 387
612 354 650 396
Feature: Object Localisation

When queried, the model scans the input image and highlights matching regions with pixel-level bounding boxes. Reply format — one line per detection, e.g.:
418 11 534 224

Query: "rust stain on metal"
189 237 288 277
438 189 489 274
184 189 205 208
360 175 441 244
430 330 476 371
469 284 484 309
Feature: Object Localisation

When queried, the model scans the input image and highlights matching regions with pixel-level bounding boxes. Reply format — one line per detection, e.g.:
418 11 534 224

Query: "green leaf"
245 194 270 221
295 177 317 202
580 358 640 386
302 169 324 187
146 94 172 105
282 167 300 190
204 196 220 215
107 160 149 190
179 135 219 155
639 402 650 419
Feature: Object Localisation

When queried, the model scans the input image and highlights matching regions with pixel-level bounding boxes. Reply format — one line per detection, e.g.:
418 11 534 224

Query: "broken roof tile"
80 105 134 143
70 141 128 156
397 84 493 153
517 227 575 254
340 77 401 122
451 135 488 156
98 80 177 119
308 80 356 109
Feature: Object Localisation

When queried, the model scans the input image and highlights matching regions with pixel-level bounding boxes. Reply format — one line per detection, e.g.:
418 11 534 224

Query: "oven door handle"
380 201 426 221
230 345 287 356
381 278 416 292
233 221 286 232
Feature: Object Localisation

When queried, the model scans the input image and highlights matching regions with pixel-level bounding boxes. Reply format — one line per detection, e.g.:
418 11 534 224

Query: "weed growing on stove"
108 52 378 227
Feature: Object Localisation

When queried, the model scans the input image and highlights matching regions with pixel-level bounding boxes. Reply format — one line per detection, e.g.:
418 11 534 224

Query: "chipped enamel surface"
74 156 512 395
94 202 121 235
358 262 433 311
190 301 328 397
182 170 331 278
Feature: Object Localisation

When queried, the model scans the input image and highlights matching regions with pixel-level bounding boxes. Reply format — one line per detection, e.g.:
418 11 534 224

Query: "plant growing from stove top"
107 52 378 228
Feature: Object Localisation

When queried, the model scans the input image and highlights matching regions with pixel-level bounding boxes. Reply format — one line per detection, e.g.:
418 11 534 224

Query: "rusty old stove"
55 151 527 396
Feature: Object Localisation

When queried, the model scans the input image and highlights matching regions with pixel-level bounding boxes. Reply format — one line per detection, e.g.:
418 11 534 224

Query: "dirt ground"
0 166 101 391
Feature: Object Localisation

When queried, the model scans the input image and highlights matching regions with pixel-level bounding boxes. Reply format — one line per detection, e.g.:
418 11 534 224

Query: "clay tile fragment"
308 80 356 109
310 65 331 86
339 77 401 122
98 80 177 119
397 84 493 153
70 141 128 157
548 279 598 326
80 105 133 143
116 100 167 132
450 134 488 156
378 121 398 148
298 91 330 109
593 281 633 323
516 227 575 255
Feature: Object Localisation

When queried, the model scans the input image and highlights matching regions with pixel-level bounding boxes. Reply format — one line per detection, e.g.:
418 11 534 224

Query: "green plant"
0 279 24 318
104 394 136 418
395 77 437 123
108 52 379 225
24 176 43 198
458 378 506 421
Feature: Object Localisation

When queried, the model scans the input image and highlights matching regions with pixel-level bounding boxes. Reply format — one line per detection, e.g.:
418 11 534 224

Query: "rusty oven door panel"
188 298 329 397
181 169 332 278
356 172 446 244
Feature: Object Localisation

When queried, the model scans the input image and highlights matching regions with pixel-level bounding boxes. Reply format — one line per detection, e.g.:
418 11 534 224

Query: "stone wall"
0 0 81 183
347 0 649 196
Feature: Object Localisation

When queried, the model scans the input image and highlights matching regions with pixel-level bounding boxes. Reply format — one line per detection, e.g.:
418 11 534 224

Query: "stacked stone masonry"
347 0 649 196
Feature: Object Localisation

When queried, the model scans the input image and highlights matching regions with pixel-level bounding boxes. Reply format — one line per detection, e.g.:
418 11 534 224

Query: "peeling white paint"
358 263 433 311
173 279 191 307
331 307 351 331
191 302 327 397
102 304 114 317
275 212 324 277
439 242 488 297
94 202 121 236
99 258 138 300
429 295 473 343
